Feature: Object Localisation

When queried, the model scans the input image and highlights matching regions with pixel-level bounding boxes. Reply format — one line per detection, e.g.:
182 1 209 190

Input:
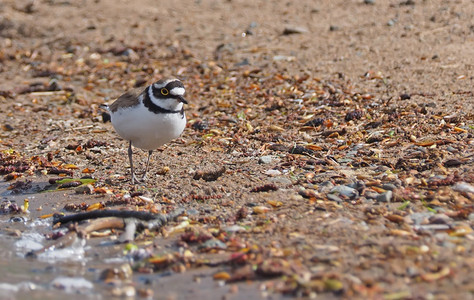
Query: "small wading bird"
104 78 187 184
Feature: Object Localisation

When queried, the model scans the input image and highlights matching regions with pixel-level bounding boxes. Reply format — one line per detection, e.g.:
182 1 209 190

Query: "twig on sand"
26 209 185 258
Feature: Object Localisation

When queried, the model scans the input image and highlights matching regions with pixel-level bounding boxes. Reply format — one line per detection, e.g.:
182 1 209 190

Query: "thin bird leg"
142 150 153 181
128 141 139 184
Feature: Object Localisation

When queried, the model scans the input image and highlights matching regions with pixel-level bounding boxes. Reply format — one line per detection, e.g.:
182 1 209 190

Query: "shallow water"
0 182 265 299
0 183 123 299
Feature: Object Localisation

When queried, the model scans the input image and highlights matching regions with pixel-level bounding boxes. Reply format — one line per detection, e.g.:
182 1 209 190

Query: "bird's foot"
141 174 148 182
131 173 141 184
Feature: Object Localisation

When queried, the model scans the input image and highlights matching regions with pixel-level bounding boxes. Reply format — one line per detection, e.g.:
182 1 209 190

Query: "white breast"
111 104 186 150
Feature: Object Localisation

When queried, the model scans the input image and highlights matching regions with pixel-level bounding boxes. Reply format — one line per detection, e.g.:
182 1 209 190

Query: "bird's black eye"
160 88 169 96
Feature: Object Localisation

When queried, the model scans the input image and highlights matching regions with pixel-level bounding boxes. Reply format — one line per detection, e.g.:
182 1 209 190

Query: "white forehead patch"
153 78 177 89
170 87 185 96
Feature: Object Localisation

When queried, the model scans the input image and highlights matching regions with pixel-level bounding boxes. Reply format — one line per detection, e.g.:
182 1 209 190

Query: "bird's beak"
177 96 188 104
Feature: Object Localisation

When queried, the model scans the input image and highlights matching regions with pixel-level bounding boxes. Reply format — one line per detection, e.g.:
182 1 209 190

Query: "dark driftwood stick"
53 208 185 232
53 210 159 225
27 209 185 258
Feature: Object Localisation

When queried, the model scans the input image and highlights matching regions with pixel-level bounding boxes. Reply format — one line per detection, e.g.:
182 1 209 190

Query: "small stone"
327 194 342 203
273 55 296 62
199 239 227 250
375 190 392 202
387 19 397 26
452 182 474 194
409 212 434 226
269 176 292 185
429 214 452 225
399 93 411 100
75 184 94 194
468 213 474 221
122 49 139 61
406 266 420 277
283 26 308 35
99 264 133 282
367 131 384 143
330 185 358 199
259 155 273 164
290 194 305 202
187 208 199 216
265 169 282 176
444 159 462 168
193 166 226 181
253 206 271 214
235 58 250 66
443 146 456 153
417 224 451 231
3 124 14 131
318 181 335 193
382 183 397 191
364 191 379 199
299 189 317 199
364 0 375 4
224 225 246 233
348 181 365 192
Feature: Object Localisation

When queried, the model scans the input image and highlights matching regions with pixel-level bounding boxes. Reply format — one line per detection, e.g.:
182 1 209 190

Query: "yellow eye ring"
160 88 169 96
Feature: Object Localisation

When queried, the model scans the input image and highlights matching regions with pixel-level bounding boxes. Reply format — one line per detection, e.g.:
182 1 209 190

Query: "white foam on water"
14 232 44 252
50 276 93 293
37 238 87 263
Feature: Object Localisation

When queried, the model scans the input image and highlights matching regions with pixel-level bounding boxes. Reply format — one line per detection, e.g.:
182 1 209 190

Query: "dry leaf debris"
0 0 473 298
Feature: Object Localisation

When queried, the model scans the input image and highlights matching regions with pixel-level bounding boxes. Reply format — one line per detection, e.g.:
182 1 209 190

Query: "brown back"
109 87 146 112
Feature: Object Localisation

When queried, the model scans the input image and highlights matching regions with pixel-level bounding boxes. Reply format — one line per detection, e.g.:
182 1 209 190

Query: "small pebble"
364 0 375 4
269 176 292 185
327 194 343 203
199 239 227 250
259 155 273 164
446 146 457 153
282 26 308 35
318 181 335 193
468 213 474 221
387 19 397 26
75 184 94 194
406 267 420 277
417 224 451 231
265 169 282 176
330 185 358 199
348 181 365 192
429 214 452 225
375 190 392 202
452 182 474 194
409 212 434 226
364 191 379 199
224 225 246 233
235 58 250 66
382 183 397 191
